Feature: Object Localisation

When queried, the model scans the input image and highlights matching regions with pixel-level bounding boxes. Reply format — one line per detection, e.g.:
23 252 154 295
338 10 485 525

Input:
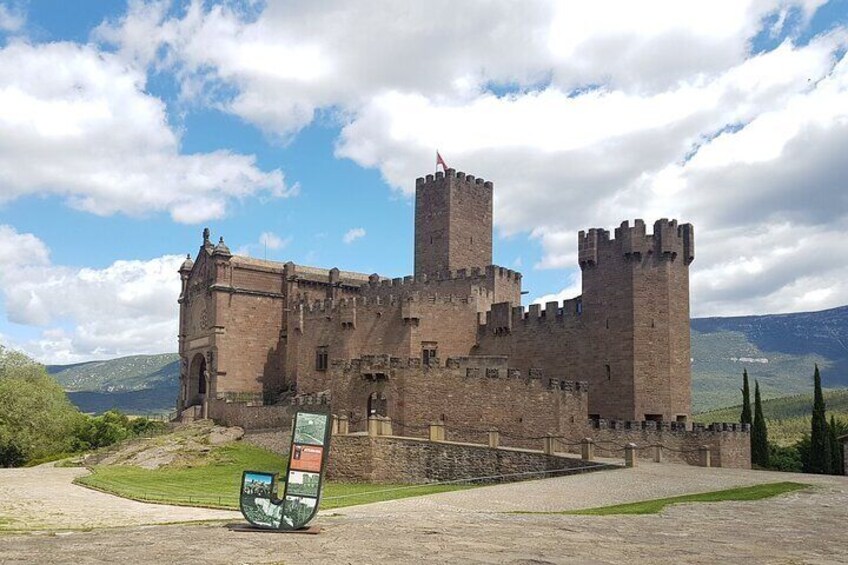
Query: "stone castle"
176 168 702 452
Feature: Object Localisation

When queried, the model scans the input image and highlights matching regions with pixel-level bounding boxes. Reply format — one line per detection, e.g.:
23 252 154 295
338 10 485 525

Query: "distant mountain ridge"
44 305 848 415
47 353 179 415
690 305 848 412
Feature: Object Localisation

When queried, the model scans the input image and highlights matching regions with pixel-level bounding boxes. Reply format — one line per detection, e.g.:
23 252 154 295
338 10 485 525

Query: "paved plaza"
1 463 846 564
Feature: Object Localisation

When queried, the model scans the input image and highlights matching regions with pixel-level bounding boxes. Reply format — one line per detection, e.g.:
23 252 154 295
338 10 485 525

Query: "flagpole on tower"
436 150 448 172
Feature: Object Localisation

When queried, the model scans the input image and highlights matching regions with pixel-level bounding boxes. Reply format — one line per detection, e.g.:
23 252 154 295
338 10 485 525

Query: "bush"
767 442 803 473
71 410 166 451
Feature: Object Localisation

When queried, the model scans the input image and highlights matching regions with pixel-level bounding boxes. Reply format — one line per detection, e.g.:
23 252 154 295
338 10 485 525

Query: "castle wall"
573 421 751 469
206 398 298 430
325 356 589 449
475 300 588 394
327 435 601 483
359 265 521 310
212 289 286 400
288 295 483 394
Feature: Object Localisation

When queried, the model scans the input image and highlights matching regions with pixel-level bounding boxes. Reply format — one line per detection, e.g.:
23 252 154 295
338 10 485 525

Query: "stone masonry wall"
570 421 751 469
327 435 601 483
323 356 589 450
843 437 848 475
414 169 493 278
242 429 292 457
207 399 301 430
288 296 483 392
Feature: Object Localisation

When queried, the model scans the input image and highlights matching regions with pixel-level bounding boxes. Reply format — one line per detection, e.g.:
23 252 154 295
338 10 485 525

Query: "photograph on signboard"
240 471 282 529
282 495 318 529
287 470 320 498
293 412 329 446
289 444 323 472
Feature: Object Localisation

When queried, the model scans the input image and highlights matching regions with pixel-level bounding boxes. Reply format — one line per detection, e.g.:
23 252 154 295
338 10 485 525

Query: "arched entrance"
186 353 207 407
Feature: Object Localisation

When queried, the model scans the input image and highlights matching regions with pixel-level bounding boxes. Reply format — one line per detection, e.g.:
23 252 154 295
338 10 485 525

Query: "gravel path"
0 464 240 531
1 462 847 563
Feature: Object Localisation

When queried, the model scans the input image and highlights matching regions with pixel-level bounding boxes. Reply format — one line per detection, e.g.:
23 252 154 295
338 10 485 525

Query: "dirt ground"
0 464 239 531
1 463 846 564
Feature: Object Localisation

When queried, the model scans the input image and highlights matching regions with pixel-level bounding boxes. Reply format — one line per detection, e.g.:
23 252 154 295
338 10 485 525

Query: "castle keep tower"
414 169 493 277
578 219 694 422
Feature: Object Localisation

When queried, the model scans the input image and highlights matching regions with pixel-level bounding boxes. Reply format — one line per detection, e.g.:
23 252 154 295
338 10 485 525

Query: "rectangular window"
605 364 611 381
315 347 328 371
422 342 438 366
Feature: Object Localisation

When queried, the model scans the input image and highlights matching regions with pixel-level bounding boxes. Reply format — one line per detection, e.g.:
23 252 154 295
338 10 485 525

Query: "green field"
75 443 471 510
690 329 834 412
566 482 809 515
694 389 848 446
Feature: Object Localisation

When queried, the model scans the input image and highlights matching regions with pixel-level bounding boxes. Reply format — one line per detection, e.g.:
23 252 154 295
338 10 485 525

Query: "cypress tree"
828 415 842 475
751 380 769 468
740 369 752 425
809 364 831 474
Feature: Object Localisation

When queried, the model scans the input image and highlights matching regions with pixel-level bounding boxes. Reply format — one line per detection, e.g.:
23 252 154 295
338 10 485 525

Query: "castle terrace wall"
569 421 751 469
323 356 589 451
326 434 607 484
207 399 300 430
843 436 848 475
242 429 292 457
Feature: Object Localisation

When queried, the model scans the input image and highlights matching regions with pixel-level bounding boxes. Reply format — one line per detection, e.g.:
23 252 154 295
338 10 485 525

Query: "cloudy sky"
0 0 846 364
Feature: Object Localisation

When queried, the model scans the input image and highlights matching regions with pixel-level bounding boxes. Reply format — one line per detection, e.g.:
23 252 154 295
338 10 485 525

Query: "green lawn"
75 443 470 510
565 482 809 515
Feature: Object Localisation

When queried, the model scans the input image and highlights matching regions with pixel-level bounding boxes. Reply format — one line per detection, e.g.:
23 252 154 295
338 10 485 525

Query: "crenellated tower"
578 218 694 422
414 169 493 278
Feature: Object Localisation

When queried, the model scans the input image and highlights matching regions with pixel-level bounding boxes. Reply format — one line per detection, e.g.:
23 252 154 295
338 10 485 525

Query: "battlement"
578 218 694 269
331 354 586 397
364 264 521 290
590 419 750 434
296 293 482 314
415 168 494 190
479 298 584 334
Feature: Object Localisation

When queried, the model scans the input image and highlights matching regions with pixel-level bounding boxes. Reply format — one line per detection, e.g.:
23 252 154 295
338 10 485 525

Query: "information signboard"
239 411 332 530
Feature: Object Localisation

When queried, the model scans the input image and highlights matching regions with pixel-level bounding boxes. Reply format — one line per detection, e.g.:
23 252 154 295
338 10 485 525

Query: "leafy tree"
751 380 769 467
740 369 752 425
807 364 831 474
0 346 84 466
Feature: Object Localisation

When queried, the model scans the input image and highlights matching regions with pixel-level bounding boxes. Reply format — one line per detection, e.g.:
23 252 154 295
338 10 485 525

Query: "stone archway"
186 353 207 407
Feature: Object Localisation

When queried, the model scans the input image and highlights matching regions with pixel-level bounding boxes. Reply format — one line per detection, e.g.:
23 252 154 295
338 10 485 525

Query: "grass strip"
561 482 809 515
75 442 471 510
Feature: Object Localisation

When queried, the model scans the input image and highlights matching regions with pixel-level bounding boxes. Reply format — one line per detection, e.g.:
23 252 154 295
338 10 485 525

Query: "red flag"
436 151 448 172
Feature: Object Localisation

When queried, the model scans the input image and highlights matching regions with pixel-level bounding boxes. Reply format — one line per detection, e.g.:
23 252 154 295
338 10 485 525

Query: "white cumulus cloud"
87 1 848 316
342 227 366 244
0 3 24 32
0 40 293 223
0 224 182 364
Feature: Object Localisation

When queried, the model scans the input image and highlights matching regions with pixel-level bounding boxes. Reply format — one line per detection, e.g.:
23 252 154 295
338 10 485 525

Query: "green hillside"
47 353 179 415
690 305 848 412
694 389 848 446
690 329 831 412
47 353 179 392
